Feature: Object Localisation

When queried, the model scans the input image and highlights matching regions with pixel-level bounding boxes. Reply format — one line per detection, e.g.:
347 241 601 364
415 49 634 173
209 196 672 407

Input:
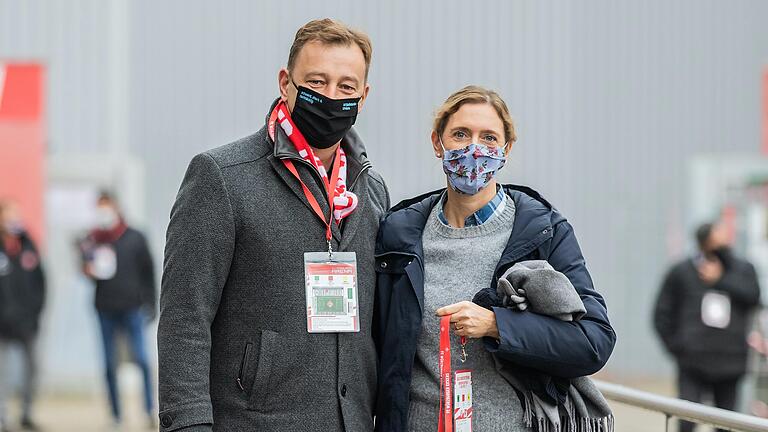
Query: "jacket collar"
266 98 371 168
376 185 562 263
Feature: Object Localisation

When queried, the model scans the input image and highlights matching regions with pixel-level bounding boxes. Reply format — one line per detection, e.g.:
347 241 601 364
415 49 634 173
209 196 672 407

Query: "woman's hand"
436 301 500 339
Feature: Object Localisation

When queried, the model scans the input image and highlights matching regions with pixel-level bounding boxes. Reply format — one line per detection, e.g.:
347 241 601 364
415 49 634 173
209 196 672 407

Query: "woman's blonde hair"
433 85 517 144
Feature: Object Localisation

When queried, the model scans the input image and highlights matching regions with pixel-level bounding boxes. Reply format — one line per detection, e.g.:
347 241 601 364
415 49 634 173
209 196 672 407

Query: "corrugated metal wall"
2 0 768 378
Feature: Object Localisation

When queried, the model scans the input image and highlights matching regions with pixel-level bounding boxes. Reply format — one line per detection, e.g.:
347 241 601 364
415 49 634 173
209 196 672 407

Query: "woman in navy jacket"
373 86 615 431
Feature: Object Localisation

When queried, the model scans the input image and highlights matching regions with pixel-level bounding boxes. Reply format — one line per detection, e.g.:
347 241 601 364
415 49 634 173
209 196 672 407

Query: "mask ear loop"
498 140 510 156
437 137 447 159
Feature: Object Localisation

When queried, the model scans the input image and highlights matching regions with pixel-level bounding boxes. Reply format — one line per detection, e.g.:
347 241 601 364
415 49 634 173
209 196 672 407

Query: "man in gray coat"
158 19 389 431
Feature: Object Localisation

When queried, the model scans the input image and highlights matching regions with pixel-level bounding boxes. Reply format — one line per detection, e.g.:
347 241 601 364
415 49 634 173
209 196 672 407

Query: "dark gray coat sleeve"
157 153 236 431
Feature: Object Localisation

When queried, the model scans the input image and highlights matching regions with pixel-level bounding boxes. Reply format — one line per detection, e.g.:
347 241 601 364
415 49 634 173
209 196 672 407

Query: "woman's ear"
504 140 514 157
431 130 443 158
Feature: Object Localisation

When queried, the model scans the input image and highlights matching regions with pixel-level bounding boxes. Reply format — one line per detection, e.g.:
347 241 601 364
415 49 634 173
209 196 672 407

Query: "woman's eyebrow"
480 129 501 135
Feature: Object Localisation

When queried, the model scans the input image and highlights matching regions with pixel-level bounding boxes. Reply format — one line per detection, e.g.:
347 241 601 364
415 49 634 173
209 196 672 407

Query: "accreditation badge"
90 245 117 280
304 251 360 333
702 290 731 329
454 370 473 431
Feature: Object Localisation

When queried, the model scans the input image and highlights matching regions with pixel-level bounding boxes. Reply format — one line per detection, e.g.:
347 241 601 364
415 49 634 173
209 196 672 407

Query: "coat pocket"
236 342 253 392
247 329 278 412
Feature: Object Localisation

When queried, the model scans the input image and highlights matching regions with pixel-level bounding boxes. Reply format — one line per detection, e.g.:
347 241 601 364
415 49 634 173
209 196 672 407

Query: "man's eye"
307 80 324 86
340 84 356 92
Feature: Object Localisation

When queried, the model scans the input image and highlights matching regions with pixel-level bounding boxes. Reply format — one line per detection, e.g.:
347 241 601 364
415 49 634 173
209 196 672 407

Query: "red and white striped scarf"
268 100 358 223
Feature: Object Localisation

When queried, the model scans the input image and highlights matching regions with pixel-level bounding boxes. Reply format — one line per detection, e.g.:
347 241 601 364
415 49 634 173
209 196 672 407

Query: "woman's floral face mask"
441 141 507 195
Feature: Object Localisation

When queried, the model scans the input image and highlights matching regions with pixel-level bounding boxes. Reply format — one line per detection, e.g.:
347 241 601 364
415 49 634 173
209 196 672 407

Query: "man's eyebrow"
302 71 329 80
339 75 362 86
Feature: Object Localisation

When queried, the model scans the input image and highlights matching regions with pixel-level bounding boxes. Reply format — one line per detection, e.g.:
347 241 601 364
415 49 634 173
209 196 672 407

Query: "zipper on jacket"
277 154 327 195
339 162 372 232
236 343 252 391
347 161 372 192
278 152 372 234
278 155 371 203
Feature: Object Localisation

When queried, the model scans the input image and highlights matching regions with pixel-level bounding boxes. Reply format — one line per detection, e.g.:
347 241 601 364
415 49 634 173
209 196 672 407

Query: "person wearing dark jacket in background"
654 222 761 432
78 191 156 430
0 200 45 432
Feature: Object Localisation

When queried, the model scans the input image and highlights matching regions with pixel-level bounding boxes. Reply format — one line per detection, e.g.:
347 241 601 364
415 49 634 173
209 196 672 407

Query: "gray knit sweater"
408 197 527 431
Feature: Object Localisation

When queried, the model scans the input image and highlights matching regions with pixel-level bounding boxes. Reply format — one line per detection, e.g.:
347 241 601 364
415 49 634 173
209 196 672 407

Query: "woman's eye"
454 131 467 139
484 135 498 142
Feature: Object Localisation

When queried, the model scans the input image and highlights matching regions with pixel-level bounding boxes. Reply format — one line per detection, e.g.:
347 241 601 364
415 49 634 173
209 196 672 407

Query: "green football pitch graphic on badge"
316 296 345 314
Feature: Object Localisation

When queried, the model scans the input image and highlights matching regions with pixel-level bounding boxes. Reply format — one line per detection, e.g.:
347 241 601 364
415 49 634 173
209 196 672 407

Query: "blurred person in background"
158 18 388 431
78 191 156 430
0 199 45 432
654 221 761 432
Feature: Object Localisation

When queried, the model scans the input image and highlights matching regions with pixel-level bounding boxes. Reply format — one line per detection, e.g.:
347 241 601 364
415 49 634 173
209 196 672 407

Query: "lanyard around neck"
282 147 342 246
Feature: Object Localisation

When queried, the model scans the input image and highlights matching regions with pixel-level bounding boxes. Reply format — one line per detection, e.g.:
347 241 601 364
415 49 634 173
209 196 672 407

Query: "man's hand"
698 257 723 285
436 301 499 339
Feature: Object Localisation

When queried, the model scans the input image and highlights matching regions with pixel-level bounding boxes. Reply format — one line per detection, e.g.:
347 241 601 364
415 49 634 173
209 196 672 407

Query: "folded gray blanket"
494 260 613 432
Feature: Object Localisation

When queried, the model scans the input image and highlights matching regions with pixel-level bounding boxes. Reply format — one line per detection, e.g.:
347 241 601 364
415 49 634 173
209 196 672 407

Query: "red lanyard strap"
438 315 453 432
282 148 342 243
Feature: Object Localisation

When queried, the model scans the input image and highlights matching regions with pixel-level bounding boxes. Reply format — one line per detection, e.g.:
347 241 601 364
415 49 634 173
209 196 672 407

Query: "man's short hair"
695 222 714 249
287 18 373 80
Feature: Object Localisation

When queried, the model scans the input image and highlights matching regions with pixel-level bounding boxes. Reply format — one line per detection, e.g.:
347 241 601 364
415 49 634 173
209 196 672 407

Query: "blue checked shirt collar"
438 185 507 227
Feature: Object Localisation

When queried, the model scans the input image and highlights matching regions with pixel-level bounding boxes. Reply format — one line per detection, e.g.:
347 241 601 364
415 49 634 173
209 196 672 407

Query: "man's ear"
357 82 371 112
278 68 291 102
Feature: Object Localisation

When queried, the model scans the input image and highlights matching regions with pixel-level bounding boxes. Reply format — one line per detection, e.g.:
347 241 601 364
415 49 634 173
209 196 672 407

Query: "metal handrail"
595 380 768 432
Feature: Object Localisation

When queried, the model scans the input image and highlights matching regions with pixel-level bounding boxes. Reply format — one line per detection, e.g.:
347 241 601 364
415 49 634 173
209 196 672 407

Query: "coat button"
160 414 173 428
341 384 348 397
380 262 388 268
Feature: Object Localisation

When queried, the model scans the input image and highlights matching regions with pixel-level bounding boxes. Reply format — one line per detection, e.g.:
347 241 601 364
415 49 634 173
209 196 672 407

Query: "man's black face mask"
290 82 361 149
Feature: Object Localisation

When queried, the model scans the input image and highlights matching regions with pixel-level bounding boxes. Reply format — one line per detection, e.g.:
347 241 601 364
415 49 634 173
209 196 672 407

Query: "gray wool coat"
157 101 390 432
